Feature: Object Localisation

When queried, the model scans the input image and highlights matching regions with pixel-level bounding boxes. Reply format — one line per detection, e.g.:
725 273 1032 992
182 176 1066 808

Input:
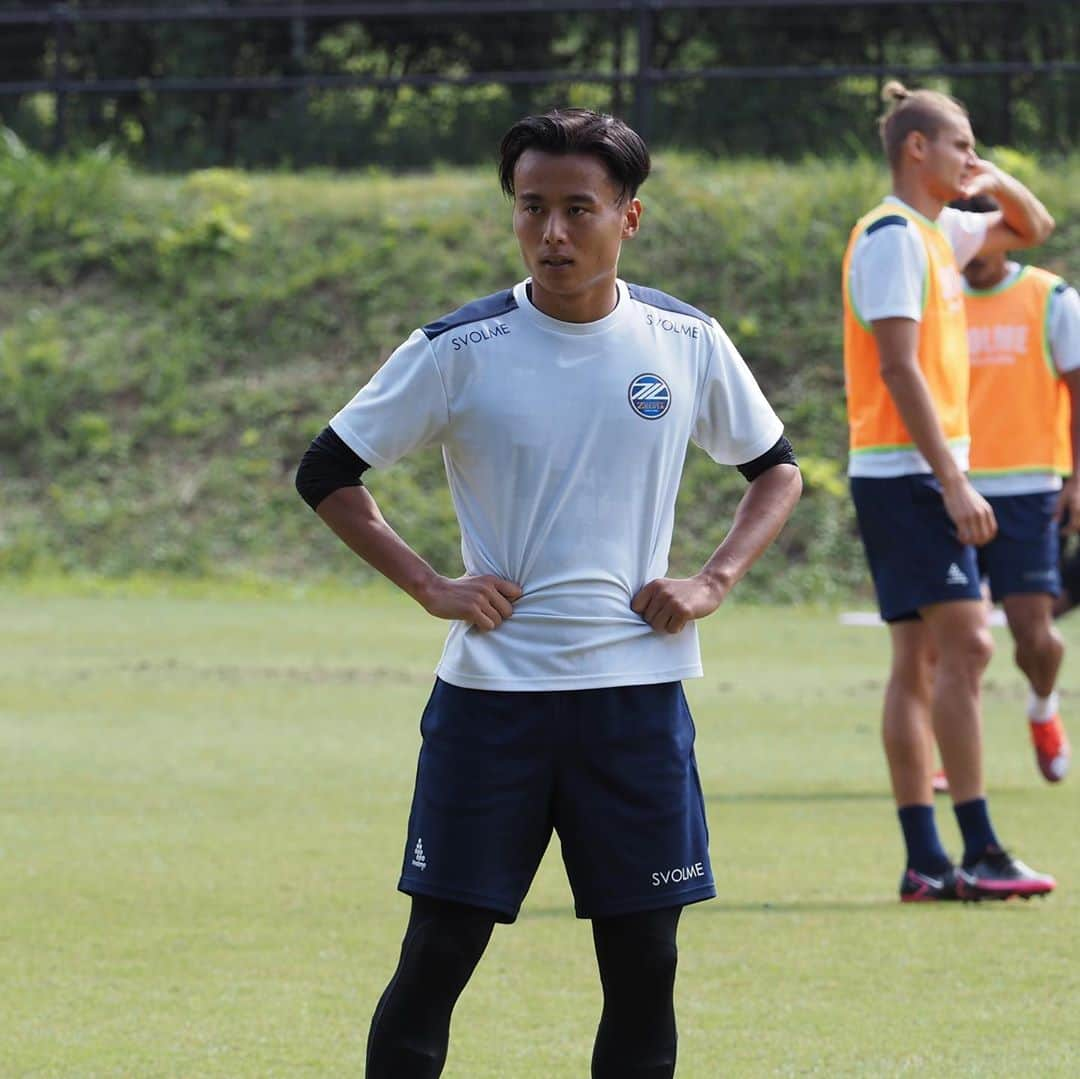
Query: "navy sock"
897 804 952 874
953 797 1001 866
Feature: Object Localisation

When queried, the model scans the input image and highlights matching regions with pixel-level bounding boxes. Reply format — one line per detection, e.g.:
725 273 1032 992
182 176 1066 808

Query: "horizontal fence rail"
0 0 1036 23
0 0 1074 152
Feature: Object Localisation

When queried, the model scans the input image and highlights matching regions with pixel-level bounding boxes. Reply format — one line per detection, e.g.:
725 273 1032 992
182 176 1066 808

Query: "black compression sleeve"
366 896 496 1079
592 906 682 1079
737 435 798 483
295 425 371 511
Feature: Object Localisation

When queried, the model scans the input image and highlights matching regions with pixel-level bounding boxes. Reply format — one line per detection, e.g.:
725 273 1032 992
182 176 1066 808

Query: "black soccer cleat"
899 865 960 902
956 848 1056 901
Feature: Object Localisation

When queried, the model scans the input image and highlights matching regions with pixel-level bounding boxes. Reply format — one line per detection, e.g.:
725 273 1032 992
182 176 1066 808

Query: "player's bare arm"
872 316 996 546
632 462 802 634
1057 368 1080 535
317 485 522 631
962 159 1054 256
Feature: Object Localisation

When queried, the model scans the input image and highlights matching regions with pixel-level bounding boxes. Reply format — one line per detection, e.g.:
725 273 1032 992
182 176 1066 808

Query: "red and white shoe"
931 769 949 794
1029 715 1070 783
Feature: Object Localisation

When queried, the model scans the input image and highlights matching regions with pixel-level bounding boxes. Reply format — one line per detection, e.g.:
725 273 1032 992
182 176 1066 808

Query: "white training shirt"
968 261 1080 497
330 278 783 691
846 195 989 478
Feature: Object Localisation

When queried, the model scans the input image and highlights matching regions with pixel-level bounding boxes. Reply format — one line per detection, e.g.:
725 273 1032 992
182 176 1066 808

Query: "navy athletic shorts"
977 492 1061 601
397 678 716 923
850 474 982 622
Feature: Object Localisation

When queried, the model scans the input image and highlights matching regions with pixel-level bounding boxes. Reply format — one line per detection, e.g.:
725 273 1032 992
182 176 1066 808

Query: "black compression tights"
591 905 683 1079
365 898 682 1079
366 896 497 1079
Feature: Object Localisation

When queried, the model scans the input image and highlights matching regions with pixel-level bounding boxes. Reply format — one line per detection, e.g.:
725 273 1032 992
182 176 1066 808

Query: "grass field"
3 582 1079 1077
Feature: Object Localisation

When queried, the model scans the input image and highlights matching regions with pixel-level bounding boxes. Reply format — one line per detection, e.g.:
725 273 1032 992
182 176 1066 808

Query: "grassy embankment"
2 140 1079 599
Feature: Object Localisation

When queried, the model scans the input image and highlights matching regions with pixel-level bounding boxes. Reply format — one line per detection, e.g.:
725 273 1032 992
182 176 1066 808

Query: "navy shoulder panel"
626 283 711 324
866 214 909 236
422 289 518 340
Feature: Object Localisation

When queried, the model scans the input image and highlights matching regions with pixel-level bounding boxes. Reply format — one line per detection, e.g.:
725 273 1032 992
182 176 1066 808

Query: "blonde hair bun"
882 80 910 104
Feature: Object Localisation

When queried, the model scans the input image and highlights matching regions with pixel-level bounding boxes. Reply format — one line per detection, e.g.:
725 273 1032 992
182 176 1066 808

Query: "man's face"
963 249 1009 291
920 116 978 201
511 150 641 318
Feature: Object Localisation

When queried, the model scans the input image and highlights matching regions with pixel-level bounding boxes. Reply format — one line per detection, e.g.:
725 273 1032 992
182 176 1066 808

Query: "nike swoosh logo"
911 872 944 889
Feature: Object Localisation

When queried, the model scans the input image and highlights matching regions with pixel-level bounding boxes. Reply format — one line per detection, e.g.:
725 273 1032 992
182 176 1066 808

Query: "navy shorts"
398 679 715 923
850 475 982 622
977 492 1061 601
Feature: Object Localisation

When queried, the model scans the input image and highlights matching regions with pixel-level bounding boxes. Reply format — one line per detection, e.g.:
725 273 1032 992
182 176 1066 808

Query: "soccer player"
953 192 1080 782
295 109 801 1078
842 81 1057 901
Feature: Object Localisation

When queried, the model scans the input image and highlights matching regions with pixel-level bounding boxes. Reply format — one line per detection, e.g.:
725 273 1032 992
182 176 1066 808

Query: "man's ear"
623 197 643 239
906 130 927 163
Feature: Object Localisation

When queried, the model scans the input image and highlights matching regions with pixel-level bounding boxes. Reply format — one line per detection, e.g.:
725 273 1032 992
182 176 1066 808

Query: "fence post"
291 2 309 164
291 5 308 71
51 4 68 153
612 8 625 117
633 0 653 139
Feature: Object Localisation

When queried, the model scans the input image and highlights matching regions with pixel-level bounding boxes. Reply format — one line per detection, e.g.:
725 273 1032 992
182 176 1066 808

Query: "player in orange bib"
843 82 1057 901
950 193 1080 783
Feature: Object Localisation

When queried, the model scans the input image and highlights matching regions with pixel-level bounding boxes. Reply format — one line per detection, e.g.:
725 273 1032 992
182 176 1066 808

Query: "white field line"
839 609 1007 627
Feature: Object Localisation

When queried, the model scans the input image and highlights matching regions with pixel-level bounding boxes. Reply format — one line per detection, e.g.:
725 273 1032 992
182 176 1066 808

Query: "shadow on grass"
705 789 889 804
706 786 1052 804
519 897 893 919
700 898 892 914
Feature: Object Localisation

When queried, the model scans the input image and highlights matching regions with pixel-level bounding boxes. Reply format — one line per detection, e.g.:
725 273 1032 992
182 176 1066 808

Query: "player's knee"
1013 621 1063 662
889 659 932 697
623 931 678 990
403 913 492 981
937 625 993 681
595 910 679 991
972 627 994 672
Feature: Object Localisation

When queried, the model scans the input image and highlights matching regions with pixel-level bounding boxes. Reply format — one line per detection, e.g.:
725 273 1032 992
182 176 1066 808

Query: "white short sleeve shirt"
330 279 784 691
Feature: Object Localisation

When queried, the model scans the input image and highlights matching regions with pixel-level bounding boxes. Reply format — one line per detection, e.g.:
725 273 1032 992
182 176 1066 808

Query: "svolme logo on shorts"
628 372 671 420
652 861 706 887
411 838 427 871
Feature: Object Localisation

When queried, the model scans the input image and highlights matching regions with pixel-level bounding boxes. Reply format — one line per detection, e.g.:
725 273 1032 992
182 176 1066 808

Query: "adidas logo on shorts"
945 562 970 586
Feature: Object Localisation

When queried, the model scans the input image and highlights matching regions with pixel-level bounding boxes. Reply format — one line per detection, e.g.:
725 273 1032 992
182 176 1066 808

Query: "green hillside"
2 136 1078 599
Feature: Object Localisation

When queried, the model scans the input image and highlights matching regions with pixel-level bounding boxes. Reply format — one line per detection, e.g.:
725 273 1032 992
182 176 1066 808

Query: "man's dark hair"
498 108 651 204
949 194 999 214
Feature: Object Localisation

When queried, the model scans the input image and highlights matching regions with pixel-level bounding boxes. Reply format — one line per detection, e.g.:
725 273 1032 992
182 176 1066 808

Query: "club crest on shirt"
628 373 671 420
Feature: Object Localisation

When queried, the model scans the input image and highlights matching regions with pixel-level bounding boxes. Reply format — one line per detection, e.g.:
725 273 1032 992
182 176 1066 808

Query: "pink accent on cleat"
957 850 1056 901
899 867 958 902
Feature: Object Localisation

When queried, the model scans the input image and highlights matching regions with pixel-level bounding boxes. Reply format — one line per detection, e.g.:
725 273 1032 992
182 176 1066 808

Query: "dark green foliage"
1 138 1077 600
1 3 1077 167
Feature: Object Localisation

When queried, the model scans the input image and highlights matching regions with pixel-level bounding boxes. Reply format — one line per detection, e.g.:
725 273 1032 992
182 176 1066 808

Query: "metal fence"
1 0 1077 150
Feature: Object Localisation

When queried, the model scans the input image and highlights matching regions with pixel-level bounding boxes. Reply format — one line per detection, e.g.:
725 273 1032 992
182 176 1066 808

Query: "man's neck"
968 262 1014 291
891 177 944 223
527 279 619 324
